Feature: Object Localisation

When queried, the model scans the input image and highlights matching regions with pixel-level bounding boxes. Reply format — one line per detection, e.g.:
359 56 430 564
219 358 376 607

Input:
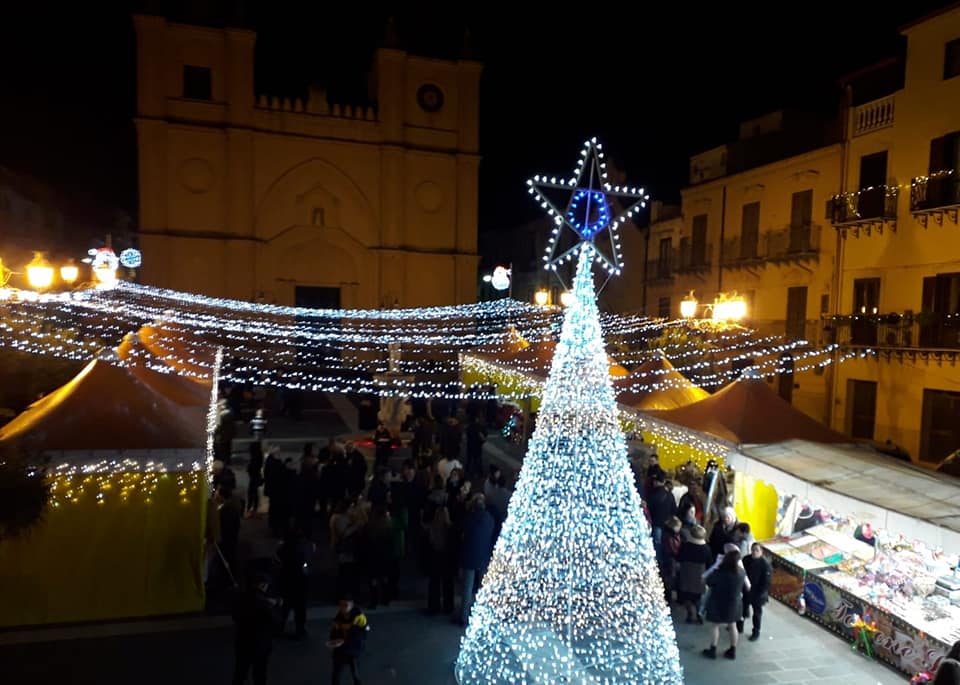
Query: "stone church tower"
133 13 481 308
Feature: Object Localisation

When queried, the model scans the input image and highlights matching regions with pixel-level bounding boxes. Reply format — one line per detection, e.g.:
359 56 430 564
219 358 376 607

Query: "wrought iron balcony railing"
910 169 960 212
674 241 712 273
722 225 822 266
823 312 960 352
828 186 899 226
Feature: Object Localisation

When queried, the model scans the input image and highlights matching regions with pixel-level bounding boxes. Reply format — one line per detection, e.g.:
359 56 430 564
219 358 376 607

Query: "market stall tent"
0 358 206 449
117 329 211 407
647 370 848 445
0 355 207 628
614 355 709 410
728 439 960 553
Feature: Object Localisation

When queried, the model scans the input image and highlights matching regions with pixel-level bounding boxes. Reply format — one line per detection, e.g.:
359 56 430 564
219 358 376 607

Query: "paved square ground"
1 599 905 684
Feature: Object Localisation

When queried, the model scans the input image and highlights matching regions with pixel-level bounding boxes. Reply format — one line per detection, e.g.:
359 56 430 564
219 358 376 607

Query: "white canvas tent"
729 439 960 553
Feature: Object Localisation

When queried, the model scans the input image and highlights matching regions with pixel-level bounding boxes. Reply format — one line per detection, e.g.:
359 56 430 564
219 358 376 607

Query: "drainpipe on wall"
827 85 853 429
642 221 650 315
717 184 727 293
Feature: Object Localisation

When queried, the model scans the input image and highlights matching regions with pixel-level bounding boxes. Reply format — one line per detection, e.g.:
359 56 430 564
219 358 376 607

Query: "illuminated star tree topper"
527 137 649 277
454 244 683 684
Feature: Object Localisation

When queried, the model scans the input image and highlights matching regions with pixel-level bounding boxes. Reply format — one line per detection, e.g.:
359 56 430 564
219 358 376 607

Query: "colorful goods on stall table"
762 518 960 677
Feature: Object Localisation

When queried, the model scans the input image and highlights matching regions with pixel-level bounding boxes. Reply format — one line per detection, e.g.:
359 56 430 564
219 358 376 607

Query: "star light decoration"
528 137 649 275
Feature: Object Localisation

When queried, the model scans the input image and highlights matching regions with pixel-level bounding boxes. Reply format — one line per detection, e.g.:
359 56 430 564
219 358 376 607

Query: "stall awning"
729 440 960 553
647 372 848 445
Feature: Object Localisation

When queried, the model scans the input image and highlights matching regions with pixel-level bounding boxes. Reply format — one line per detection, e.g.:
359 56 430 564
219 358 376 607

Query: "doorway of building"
921 388 960 462
295 286 341 309
777 353 795 403
846 379 877 441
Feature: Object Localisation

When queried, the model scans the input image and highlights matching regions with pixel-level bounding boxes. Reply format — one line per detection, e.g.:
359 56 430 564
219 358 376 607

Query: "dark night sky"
0 1 953 247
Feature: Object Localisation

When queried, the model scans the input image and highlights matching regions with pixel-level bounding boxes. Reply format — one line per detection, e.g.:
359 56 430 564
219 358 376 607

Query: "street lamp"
680 291 698 319
59 261 79 285
711 292 748 322
680 290 747 322
26 252 54 290
533 289 549 306
559 291 574 307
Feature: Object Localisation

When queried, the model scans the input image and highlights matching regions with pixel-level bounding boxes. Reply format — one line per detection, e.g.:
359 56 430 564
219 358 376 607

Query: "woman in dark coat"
702 549 750 661
676 525 712 624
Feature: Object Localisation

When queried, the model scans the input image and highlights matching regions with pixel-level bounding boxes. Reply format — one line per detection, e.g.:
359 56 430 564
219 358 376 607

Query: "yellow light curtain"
0 470 206 627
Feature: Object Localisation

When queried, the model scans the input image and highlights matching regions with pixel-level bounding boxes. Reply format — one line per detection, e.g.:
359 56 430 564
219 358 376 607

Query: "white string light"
456 245 682 683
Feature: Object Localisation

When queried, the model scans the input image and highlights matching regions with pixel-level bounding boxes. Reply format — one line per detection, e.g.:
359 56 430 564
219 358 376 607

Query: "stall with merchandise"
728 440 960 677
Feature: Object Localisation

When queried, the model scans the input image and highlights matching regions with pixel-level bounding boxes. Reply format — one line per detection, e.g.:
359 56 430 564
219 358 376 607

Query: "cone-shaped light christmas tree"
455 243 682 684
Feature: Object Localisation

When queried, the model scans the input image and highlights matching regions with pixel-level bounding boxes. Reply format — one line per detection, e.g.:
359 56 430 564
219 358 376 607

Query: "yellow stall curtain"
733 472 779 541
0 470 206 628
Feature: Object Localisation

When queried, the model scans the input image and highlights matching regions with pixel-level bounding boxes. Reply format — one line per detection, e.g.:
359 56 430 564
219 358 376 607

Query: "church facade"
133 14 481 309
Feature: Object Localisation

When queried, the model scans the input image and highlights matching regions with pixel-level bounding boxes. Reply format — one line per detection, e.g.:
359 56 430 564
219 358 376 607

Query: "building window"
691 214 707 266
944 38 960 80
658 297 671 318
312 207 326 226
920 273 960 348
740 202 760 259
656 237 672 279
785 286 807 340
789 190 813 252
183 65 212 100
846 379 877 441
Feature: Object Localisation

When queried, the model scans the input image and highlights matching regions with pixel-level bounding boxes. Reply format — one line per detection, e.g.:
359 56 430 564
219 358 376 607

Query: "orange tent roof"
647 371 847 445
117 331 210 407
0 359 206 450
614 355 709 411
135 323 211 382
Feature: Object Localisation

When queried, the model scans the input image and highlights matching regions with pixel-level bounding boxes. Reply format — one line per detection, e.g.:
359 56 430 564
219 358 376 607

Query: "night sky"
0 1 952 248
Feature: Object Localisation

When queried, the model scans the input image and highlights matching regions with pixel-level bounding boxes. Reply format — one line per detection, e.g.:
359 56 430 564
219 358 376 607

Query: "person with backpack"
328 594 369 685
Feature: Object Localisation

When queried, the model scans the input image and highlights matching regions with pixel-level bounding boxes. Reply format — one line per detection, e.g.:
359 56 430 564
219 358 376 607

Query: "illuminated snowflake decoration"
527 137 649 275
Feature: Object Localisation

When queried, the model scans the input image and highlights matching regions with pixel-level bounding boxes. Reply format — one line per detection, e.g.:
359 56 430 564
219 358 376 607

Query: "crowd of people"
635 451 771 661
210 396 960 685
209 397 508 685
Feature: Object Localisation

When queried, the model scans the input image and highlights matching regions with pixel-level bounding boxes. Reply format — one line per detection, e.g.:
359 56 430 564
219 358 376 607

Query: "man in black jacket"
645 476 677 552
743 542 773 641
232 572 281 685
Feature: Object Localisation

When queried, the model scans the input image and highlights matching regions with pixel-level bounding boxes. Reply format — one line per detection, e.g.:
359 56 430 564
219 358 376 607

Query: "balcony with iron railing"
827 185 899 232
645 257 675 283
910 170 960 225
674 241 712 274
822 311 960 362
723 224 822 267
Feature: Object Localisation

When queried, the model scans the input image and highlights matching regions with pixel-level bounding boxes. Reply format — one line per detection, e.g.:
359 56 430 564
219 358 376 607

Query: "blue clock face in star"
567 190 610 240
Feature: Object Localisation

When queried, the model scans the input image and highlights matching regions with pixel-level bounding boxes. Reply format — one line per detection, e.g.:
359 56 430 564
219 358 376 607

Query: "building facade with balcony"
133 14 481 309
826 6 960 465
643 114 841 423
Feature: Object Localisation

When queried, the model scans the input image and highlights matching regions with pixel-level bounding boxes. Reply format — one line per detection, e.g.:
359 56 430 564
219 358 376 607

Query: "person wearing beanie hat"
676 524 712 623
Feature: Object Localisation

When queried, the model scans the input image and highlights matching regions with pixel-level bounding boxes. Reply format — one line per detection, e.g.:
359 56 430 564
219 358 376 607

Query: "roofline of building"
836 57 899 86
899 1 960 32
681 142 843 196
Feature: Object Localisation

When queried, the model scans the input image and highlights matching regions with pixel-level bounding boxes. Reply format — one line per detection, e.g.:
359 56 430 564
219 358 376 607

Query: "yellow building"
827 5 960 465
133 14 481 308
644 111 842 423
